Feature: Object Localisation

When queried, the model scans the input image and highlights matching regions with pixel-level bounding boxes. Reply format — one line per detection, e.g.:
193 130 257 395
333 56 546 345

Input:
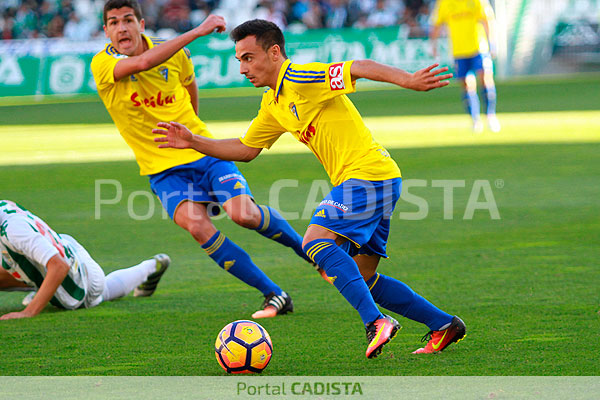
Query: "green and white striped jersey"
0 200 88 309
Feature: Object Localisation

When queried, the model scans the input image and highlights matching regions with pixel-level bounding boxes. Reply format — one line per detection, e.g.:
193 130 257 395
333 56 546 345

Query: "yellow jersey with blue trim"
239 59 401 187
91 34 210 175
431 0 493 58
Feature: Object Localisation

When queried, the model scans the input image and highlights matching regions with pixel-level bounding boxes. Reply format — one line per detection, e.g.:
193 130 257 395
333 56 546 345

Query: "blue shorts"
148 157 253 219
454 53 493 79
309 178 402 258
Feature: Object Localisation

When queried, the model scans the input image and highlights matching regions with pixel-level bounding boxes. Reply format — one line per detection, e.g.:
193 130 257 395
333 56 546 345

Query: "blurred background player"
430 0 500 133
153 19 466 358
0 200 169 320
92 0 316 319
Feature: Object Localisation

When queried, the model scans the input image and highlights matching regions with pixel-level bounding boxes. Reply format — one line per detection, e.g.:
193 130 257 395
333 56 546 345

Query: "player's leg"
175 201 287 300
0 267 30 290
477 54 500 132
456 57 482 132
354 212 465 354
357 255 455 332
103 256 163 300
302 224 383 326
61 235 166 304
211 160 312 265
302 179 403 358
150 161 291 317
303 225 398 358
223 195 310 262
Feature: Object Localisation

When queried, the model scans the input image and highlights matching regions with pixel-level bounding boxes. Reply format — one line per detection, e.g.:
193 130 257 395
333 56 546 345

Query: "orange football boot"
365 314 401 358
412 316 466 354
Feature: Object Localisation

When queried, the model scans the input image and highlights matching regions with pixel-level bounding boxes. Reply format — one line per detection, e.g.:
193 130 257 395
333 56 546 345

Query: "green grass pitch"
0 75 599 375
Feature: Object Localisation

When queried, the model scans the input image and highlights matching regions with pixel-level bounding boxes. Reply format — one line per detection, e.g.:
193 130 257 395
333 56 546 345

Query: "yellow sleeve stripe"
204 233 226 255
257 205 270 233
368 273 381 290
306 242 332 261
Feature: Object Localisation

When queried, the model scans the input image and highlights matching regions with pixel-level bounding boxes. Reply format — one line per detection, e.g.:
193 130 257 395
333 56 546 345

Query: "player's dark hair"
103 0 143 24
230 19 287 58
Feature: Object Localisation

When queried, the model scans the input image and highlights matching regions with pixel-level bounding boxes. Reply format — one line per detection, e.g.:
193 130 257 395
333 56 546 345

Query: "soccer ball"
214 320 273 374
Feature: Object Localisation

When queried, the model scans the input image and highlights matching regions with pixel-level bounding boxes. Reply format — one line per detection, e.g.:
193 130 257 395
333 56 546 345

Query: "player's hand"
0 310 34 320
195 15 226 37
406 63 453 91
153 121 195 149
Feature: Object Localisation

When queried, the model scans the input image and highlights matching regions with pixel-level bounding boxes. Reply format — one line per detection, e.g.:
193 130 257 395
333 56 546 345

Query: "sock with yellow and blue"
303 239 383 325
202 231 282 296
255 205 312 264
366 273 453 331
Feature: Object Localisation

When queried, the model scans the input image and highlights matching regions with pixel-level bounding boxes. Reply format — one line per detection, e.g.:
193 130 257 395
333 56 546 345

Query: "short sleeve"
179 47 195 86
240 103 285 150
90 47 120 90
4 219 58 267
430 0 445 25
285 61 356 104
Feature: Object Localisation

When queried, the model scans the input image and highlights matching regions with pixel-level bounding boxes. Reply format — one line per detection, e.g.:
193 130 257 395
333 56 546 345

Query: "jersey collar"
142 34 153 50
275 59 292 101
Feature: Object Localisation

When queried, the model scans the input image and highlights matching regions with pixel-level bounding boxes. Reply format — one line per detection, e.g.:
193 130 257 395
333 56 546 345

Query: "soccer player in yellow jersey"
92 1 317 319
431 0 500 133
154 20 467 358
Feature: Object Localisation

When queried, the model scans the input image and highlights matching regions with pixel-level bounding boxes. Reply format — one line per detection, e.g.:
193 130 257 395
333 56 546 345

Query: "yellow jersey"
431 0 493 58
91 34 210 175
240 59 401 187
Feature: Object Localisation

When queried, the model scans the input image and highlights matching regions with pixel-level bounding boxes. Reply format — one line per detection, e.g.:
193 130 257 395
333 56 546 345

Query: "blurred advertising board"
0 27 449 98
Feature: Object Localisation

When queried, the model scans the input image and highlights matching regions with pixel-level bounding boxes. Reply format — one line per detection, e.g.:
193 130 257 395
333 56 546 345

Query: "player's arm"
0 254 69 320
481 4 497 57
153 121 262 162
429 24 442 58
350 60 452 91
185 78 199 116
112 15 226 81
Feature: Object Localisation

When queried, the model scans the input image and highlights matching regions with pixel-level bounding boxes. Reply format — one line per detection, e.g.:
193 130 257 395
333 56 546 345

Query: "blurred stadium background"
0 0 599 377
1 0 599 98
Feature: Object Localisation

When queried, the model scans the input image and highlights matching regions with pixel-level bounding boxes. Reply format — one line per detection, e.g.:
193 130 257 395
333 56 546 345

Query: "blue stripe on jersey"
288 68 324 74
286 71 326 79
284 76 326 83
105 45 116 56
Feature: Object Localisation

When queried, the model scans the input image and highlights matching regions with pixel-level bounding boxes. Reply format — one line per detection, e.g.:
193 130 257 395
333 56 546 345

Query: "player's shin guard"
481 85 497 115
303 239 382 325
255 205 311 263
462 89 481 121
366 273 453 331
202 231 282 296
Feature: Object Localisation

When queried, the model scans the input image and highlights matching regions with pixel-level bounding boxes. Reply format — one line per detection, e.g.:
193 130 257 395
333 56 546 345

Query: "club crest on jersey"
329 63 345 91
130 74 138 82
289 102 299 120
158 66 169 82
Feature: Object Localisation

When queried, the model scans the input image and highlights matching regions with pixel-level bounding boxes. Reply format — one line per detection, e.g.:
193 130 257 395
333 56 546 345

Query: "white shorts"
60 235 106 309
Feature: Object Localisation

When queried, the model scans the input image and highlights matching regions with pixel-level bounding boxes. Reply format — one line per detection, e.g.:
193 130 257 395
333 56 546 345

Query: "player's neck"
268 58 287 90
133 34 149 56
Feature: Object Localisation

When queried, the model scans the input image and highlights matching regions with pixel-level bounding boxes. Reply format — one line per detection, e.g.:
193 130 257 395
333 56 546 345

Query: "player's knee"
230 210 260 229
186 222 215 244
